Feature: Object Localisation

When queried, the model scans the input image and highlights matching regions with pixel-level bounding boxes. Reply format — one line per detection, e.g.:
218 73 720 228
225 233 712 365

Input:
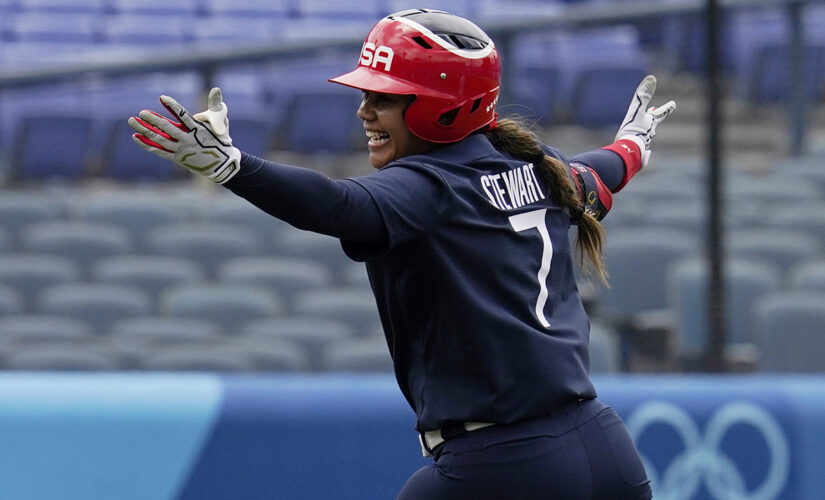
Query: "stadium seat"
73 193 185 234
241 316 354 370
110 316 224 346
667 258 782 361
17 0 109 13
109 0 201 16
102 15 193 46
321 337 392 372
233 338 311 371
37 282 153 334
201 0 295 18
2 344 122 371
92 255 205 295
0 254 81 311
143 222 264 278
754 290 825 372
728 228 821 273
292 287 381 334
159 284 285 334
763 203 825 249
218 256 333 308
8 12 102 44
206 195 290 239
274 230 351 279
0 285 24 315
589 321 621 374
0 314 94 345
0 190 64 239
19 221 134 271
294 0 382 21
136 346 257 372
727 176 822 205
275 89 363 153
787 258 825 292
596 227 698 320
11 114 94 181
568 65 649 127
191 16 277 45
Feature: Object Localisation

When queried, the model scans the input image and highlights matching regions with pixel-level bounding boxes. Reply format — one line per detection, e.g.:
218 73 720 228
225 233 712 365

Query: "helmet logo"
360 42 394 72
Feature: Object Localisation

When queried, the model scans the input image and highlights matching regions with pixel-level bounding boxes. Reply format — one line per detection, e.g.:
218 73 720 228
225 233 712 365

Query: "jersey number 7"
508 209 553 328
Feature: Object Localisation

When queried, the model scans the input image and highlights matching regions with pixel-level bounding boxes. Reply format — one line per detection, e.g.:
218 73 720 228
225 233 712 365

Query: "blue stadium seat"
0 190 64 240
159 284 285 334
102 15 193 46
37 282 153 334
11 114 94 182
589 321 621 374
17 0 109 13
763 203 825 249
136 346 257 372
143 222 264 278
92 255 205 295
2 344 123 371
110 316 224 346
218 256 333 303
276 89 363 153
0 313 95 345
754 290 825 372
191 17 277 45
0 254 81 311
241 316 354 370
292 287 381 334
109 0 201 16
596 227 698 320
295 0 382 21
667 258 782 361
74 193 185 234
728 228 821 273
321 337 392 372
727 176 822 205
8 12 102 43
274 230 351 278
206 195 290 238
20 221 134 271
0 284 24 315
201 0 294 18
787 258 825 292
568 65 649 128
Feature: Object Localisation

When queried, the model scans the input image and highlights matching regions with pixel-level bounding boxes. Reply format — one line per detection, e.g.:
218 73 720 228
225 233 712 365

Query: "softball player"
129 9 674 499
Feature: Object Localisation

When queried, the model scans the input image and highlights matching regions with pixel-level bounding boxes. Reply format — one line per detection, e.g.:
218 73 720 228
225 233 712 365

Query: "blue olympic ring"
625 401 790 500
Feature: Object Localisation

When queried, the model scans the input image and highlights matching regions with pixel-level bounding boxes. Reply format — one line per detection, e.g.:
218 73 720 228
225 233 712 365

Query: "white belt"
418 422 495 457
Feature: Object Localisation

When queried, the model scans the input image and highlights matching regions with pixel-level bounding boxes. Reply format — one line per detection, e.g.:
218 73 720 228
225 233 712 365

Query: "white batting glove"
614 75 676 169
128 87 241 184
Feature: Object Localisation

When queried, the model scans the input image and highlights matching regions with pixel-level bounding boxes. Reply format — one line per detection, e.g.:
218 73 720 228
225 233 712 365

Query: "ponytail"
484 118 608 284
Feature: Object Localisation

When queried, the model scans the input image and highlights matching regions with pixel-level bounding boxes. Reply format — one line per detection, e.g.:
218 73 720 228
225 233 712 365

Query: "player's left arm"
570 75 676 193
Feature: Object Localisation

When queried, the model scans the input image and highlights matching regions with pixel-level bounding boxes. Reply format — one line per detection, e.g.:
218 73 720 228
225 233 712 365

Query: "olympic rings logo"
625 401 790 500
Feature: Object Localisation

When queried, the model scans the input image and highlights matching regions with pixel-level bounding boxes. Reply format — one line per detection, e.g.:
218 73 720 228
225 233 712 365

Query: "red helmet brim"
329 66 452 99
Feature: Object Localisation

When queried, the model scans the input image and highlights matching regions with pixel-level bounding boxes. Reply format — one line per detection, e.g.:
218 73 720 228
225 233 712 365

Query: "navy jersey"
341 134 596 432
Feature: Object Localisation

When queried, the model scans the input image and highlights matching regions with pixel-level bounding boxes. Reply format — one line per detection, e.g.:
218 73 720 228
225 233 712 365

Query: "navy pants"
396 399 651 500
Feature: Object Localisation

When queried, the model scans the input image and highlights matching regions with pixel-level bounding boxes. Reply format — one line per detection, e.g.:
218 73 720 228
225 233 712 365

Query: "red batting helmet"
329 9 500 144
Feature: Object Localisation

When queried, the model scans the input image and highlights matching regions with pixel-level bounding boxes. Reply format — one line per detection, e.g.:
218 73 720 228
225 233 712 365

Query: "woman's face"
357 91 436 169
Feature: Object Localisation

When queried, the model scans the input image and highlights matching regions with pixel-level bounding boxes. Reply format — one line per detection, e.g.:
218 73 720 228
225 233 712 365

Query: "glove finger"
635 75 657 107
129 118 177 151
132 133 175 158
650 100 677 119
619 75 657 132
131 116 174 141
160 95 198 131
207 87 223 112
138 110 187 138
